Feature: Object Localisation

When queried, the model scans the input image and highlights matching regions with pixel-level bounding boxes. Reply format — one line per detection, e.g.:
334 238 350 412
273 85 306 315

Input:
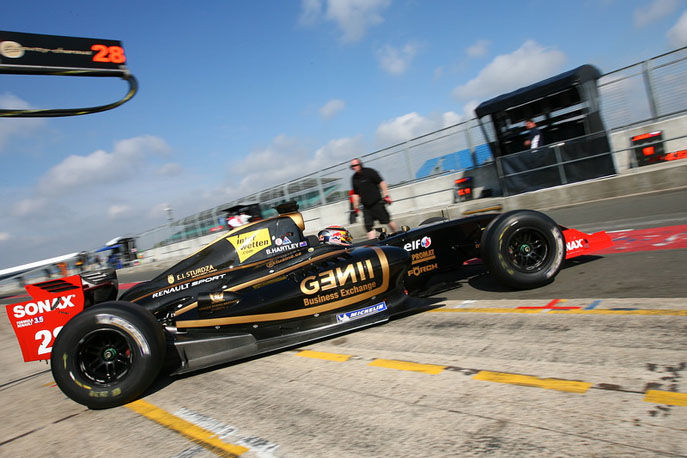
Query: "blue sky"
1 0 686 268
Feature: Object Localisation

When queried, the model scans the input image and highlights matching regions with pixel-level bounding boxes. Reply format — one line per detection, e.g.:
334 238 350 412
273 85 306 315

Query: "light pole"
164 206 174 246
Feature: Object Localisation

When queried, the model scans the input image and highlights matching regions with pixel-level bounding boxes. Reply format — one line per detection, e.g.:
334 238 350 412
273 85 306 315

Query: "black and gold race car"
6 204 611 408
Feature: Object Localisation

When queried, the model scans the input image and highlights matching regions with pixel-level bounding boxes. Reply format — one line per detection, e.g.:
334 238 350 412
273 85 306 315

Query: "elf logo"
12 294 77 318
403 236 431 251
566 239 586 251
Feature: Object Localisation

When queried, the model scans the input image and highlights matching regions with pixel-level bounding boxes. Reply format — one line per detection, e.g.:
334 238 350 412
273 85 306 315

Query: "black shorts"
362 201 391 232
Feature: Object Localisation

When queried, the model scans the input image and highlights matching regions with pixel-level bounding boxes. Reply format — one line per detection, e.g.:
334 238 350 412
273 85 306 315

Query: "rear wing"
5 275 85 362
5 269 118 361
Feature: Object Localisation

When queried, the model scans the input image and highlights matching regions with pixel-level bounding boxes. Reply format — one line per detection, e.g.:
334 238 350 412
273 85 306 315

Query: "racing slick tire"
480 210 565 290
50 301 166 409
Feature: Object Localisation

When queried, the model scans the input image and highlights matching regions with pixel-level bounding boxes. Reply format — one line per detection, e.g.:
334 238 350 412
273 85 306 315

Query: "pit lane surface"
1 190 686 457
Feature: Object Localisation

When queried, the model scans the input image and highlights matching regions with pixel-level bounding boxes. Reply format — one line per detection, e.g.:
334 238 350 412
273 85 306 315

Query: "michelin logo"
336 302 387 323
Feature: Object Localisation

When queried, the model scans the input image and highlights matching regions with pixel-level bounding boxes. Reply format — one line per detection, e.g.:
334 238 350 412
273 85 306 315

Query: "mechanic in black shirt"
524 119 543 149
350 158 399 239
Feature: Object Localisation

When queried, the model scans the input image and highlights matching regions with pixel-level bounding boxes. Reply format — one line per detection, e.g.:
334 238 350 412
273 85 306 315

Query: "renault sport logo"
336 302 387 323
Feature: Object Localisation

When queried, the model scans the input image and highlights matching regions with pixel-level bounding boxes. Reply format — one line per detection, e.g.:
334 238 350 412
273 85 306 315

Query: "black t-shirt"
352 167 383 207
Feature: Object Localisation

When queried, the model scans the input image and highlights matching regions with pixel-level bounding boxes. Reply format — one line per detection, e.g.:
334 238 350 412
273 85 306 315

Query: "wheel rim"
77 329 133 384
504 227 550 272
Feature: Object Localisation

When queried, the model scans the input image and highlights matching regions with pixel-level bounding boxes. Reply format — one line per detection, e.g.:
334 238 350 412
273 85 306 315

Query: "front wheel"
480 210 565 289
50 301 166 409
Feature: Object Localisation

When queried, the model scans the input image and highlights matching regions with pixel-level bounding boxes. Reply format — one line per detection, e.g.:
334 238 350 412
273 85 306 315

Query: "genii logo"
300 260 375 295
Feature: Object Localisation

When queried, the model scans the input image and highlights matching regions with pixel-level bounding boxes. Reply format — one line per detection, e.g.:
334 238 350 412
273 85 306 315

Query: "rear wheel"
480 210 565 289
50 301 165 409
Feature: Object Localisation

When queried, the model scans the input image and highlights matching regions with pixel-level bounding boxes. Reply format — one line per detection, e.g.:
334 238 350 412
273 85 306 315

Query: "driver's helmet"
317 225 353 246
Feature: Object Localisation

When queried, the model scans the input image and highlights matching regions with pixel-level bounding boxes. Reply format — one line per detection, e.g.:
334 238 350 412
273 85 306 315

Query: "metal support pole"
553 144 568 185
316 174 327 207
494 156 508 197
402 148 414 182
642 60 659 120
465 123 477 168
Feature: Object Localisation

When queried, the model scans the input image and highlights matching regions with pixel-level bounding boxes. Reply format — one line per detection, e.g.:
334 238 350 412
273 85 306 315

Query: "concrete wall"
313 159 687 241
609 113 687 171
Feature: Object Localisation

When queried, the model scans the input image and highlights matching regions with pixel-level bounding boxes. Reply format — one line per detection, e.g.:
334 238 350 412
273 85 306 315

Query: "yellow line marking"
296 350 352 362
126 399 248 456
430 308 543 314
368 359 446 375
430 308 687 316
644 390 687 406
473 370 592 393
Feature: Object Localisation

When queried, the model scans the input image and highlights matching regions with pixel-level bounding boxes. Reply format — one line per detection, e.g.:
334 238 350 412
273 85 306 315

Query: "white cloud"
376 42 420 75
319 99 346 119
311 136 364 168
37 135 171 194
0 133 229 267
11 197 48 217
453 40 566 101
225 134 364 196
299 0 323 25
634 0 681 27
0 93 45 152
466 39 490 58
667 11 687 47
433 66 444 80
300 0 391 43
156 162 183 176
461 100 481 119
0 232 10 242
107 204 132 219
375 111 462 145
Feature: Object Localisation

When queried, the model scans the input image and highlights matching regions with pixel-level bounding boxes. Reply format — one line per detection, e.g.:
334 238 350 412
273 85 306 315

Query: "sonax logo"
566 239 586 251
12 294 77 319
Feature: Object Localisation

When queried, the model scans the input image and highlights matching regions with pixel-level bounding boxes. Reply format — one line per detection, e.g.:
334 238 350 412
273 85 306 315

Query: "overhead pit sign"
0 30 127 71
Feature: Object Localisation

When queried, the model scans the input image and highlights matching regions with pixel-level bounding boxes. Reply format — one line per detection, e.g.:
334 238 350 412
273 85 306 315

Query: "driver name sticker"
226 228 272 262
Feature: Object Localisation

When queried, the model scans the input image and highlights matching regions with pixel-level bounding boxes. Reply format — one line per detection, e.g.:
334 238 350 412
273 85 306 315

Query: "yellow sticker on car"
226 228 272 262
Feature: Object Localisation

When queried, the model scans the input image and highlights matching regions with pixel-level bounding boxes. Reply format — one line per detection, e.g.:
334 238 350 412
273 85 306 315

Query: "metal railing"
134 47 687 252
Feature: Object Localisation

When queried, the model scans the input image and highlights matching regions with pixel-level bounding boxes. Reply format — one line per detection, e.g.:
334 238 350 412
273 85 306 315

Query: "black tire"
480 210 565 289
50 301 166 409
419 216 447 226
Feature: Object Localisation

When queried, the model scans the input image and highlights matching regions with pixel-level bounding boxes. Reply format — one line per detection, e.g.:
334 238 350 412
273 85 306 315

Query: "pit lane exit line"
126 399 248 457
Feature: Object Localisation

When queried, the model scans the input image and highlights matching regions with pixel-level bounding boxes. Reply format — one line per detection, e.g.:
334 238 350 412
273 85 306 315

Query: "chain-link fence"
135 47 687 252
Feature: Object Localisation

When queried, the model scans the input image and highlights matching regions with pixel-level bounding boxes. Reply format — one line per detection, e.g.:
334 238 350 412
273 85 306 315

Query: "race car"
5 205 612 408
